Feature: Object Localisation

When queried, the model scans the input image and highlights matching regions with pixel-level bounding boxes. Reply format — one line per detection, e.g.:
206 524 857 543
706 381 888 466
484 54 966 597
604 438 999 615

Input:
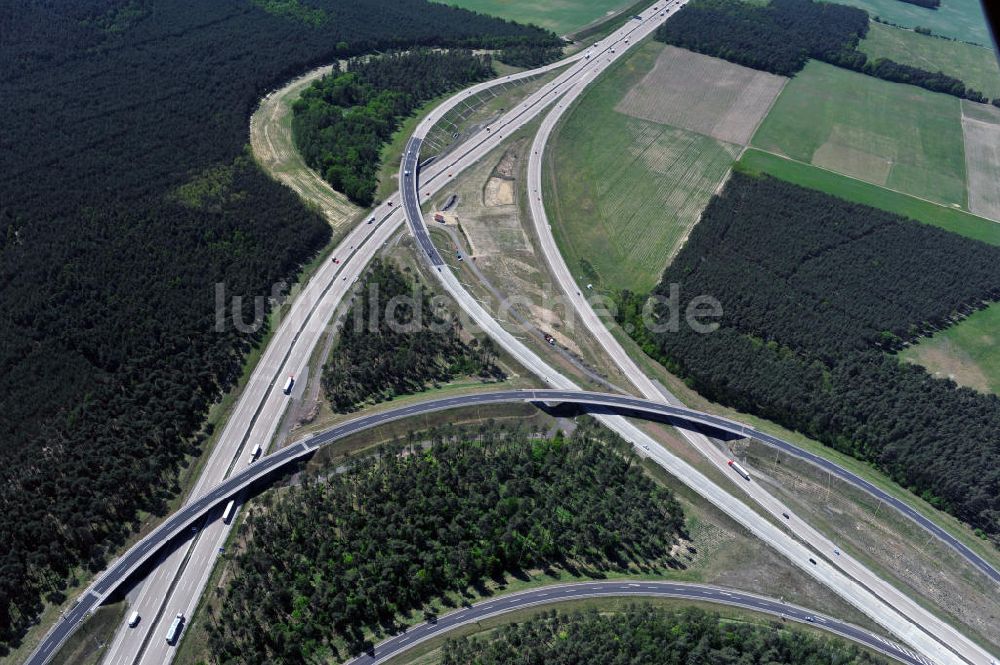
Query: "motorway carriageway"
30 3 994 662
398 11 995 662
22 388 941 665
343 581 929 665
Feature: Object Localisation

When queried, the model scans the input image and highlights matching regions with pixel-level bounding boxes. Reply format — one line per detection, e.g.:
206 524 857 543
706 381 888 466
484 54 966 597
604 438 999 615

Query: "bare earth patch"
484 177 515 206
903 337 991 394
961 100 1000 221
615 45 786 145
249 65 361 229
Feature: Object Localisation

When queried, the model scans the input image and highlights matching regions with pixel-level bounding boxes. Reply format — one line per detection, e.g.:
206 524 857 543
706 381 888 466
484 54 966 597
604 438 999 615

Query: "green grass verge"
859 22 1000 99
546 40 737 293
433 0 642 35
835 0 991 45
736 148 1000 247
750 60 967 207
48 602 126 665
901 302 1000 395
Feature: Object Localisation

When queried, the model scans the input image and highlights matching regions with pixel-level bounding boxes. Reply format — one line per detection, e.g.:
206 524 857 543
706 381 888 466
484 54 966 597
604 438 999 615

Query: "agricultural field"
736 149 1000 246
961 100 1000 220
546 42 752 293
435 0 639 34
859 22 1000 99
901 303 1000 395
751 60 967 207
615 45 786 145
837 0 991 45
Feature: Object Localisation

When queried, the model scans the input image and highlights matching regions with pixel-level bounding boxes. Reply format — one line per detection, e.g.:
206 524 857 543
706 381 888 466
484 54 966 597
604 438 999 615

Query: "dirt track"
249 65 361 229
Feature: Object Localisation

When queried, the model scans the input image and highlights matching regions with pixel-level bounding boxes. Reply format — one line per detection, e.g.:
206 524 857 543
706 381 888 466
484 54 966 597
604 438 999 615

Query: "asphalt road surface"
90 23 595 665
343 581 929 665
520 15 1000 590
27 387 972 665
27 2 995 663
398 9 996 663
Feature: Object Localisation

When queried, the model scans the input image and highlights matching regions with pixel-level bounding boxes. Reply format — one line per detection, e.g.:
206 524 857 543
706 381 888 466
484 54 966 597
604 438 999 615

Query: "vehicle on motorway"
128 611 141 628
806 615 815 622
404 169 411 176
247 443 262 464
368 217 375 224
165 613 184 645
282 375 294 395
222 499 236 524
782 512 790 519
727 459 751 481
809 558 817 565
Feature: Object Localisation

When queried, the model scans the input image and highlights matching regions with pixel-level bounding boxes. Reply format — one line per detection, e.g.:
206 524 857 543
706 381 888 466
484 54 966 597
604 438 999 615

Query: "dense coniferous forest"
0 0 556 651
207 422 686 661
441 605 888 664
618 174 1000 542
293 51 496 206
322 260 502 411
497 43 566 68
655 0 987 102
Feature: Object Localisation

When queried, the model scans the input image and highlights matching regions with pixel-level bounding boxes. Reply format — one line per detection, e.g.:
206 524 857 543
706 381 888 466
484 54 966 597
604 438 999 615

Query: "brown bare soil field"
615 45 786 145
961 100 1000 221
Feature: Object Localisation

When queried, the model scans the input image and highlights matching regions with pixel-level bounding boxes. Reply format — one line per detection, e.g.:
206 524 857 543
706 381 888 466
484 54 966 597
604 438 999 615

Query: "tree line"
618 173 1000 543
0 0 557 652
441 605 889 664
206 421 687 661
322 259 503 412
293 50 496 206
497 43 566 68
655 0 988 102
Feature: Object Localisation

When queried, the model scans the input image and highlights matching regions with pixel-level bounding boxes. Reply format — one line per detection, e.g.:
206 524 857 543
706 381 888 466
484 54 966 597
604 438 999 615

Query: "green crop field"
545 41 739 293
751 60 967 207
901 304 1000 395
838 0 991 45
860 22 1000 99
737 149 1000 247
435 0 640 34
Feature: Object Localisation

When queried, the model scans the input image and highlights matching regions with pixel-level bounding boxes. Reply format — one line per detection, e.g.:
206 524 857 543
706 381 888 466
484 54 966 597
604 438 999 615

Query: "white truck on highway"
282 375 294 395
165 613 184 645
222 499 236 524
247 443 262 464
728 459 751 481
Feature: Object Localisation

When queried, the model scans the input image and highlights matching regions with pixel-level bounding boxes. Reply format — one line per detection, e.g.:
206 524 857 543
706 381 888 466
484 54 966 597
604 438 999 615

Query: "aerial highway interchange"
25 2 999 665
